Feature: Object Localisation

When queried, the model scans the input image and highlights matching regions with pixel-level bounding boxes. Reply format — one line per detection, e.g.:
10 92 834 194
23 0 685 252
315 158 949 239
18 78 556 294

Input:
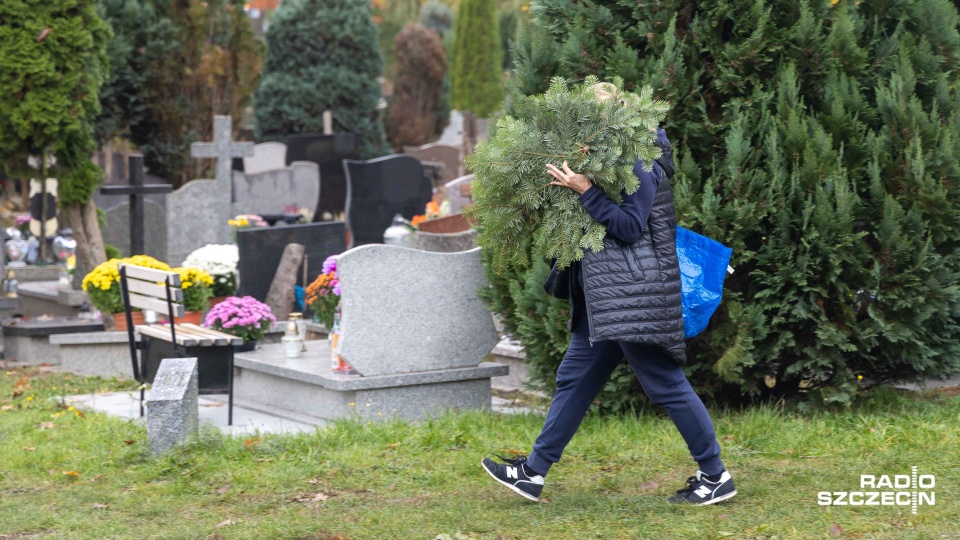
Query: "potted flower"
305 255 341 329
172 267 213 324
182 244 239 308
82 255 172 330
203 296 276 351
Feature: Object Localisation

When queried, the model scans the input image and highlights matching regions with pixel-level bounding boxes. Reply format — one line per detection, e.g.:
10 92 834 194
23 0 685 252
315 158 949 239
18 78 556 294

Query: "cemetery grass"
1 368 959 540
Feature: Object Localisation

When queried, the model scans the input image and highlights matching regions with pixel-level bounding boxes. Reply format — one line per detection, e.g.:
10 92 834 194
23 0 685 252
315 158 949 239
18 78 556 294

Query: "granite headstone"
232 161 320 217
242 141 287 174
336 244 498 377
444 174 474 215
237 221 346 301
146 357 199 455
285 133 360 219
101 198 168 260
403 143 462 186
343 154 432 247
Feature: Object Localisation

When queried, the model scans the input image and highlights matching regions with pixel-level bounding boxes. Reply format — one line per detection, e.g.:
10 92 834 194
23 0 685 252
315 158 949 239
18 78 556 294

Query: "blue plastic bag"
675 226 732 338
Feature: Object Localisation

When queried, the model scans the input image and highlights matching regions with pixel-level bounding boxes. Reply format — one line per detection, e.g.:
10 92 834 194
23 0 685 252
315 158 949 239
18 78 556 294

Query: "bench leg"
228 353 234 426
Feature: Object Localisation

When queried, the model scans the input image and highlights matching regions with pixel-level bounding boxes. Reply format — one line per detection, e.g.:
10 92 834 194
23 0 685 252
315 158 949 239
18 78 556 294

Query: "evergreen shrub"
482 0 960 409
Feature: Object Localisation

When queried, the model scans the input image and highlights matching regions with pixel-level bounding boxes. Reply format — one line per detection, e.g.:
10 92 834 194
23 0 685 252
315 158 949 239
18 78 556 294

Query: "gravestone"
265 243 305 322
408 229 477 253
403 143 462 186
343 154 432 247
100 197 168 260
237 222 346 302
337 245 499 376
99 154 173 256
146 357 199 455
285 133 360 219
169 116 253 265
232 161 320 217
242 141 287 174
444 174 474 215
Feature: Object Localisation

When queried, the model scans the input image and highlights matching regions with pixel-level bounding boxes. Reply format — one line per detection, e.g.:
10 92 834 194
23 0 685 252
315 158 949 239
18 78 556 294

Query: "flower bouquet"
173 267 214 313
203 296 276 344
182 244 239 297
305 255 340 329
82 255 172 315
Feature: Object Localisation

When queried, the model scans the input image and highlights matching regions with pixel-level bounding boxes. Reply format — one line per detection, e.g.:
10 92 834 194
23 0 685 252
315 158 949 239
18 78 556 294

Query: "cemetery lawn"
1 367 958 540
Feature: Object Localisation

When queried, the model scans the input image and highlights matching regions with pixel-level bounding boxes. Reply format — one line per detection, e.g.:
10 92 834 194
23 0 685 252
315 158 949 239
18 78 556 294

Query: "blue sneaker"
668 470 737 505
481 455 544 502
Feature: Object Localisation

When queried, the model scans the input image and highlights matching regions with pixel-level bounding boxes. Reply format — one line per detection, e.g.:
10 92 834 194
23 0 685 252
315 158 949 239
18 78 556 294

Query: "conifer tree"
386 24 449 149
485 0 960 407
450 0 504 117
254 0 389 158
0 0 111 272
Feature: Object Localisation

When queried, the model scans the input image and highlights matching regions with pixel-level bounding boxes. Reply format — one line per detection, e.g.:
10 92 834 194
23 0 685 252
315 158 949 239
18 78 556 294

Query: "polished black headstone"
285 133 360 219
236 221 346 302
343 154 432 247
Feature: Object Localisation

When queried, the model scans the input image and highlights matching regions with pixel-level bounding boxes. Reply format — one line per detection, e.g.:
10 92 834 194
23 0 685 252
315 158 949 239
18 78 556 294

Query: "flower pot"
112 311 146 332
173 311 204 326
234 340 257 353
208 296 229 311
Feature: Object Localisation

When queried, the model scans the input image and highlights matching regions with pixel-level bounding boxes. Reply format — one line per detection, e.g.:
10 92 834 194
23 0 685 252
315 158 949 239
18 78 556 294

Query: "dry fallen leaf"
638 480 660 491
829 524 843 536
306 478 320 484
215 519 235 528
38 422 55 430
256 458 273 463
91 503 108 509
91 474 105 482
200 403 224 407
216 484 230 495
386 442 402 449
1 405 14 411
243 438 261 448
62 471 80 478
22 447 36 452
123 440 135 446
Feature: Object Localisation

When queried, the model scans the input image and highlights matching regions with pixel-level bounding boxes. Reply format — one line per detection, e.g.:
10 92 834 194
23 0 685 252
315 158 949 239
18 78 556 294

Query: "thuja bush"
481 0 960 409
385 24 448 150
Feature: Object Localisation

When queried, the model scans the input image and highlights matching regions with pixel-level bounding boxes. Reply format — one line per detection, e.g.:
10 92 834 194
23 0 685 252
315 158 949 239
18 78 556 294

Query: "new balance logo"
506 466 519 480
694 486 712 498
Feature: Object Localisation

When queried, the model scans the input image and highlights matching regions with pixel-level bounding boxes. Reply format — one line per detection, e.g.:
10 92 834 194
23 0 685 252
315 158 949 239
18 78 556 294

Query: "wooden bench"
118 263 240 425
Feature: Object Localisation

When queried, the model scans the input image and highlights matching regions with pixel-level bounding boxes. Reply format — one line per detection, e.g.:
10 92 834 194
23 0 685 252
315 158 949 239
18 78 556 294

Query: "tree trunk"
69 200 112 329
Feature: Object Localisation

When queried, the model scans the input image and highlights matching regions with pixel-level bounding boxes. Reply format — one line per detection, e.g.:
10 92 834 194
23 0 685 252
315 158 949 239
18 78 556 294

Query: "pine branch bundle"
466 76 669 272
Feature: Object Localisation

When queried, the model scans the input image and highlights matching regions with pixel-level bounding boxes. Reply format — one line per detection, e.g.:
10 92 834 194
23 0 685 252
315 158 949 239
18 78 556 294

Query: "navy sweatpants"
526 309 724 476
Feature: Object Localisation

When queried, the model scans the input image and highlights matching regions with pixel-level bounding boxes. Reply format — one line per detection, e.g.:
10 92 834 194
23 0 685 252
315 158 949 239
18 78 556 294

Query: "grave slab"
3 317 104 365
146 357 199 454
68 391 319 435
233 341 507 422
16 281 87 318
51 331 132 379
337 245 499 376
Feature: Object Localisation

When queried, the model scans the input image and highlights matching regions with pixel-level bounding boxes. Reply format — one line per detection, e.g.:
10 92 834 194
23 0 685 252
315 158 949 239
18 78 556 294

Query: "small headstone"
343 154 433 247
336 244 498 377
403 143 462 186
236 221 347 301
232 161 320 217
285 133 360 219
146 357 199 455
242 141 287 174
444 174 474 215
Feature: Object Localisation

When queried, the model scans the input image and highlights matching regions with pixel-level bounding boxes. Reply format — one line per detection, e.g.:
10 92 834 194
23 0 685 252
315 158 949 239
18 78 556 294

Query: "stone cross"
190 115 254 194
146 357 199 455
99 154 172 256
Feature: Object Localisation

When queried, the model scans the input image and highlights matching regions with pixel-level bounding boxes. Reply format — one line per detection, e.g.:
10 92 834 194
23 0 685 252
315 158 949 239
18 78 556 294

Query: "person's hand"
546 161 592 194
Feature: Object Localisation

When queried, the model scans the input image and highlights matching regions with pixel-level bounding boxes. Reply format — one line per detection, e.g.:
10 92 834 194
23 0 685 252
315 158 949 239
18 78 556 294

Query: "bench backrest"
118 264 186 319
